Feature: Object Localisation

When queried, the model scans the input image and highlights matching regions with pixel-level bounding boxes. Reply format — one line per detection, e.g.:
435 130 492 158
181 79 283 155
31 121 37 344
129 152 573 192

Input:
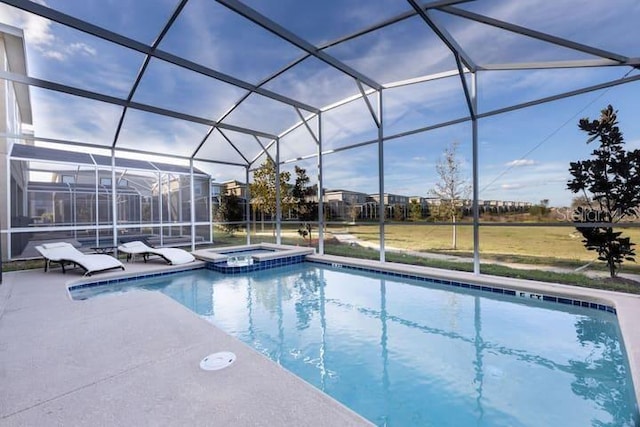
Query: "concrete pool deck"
0 260 370 426
2 255 640 424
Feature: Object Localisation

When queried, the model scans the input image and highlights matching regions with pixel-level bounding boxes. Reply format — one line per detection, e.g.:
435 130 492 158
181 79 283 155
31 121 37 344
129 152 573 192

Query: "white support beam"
190 159 196 252
357 81 381 128
249 135 276 166
479 59 640 71
317 113 324 255
407 0 477 72
478 73 640 119
215 128 252 165
110 149 117 248
275 138 282 245
245 167 251 245
471 72 480 275
377 90 385 263
294 107 320 145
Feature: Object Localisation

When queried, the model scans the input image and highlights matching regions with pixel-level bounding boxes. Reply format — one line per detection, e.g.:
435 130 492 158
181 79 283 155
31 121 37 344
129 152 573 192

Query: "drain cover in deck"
200 351 236 371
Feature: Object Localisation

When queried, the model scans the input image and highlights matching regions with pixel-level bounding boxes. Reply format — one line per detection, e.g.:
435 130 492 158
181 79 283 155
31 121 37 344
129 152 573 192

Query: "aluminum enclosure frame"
0 0 639 269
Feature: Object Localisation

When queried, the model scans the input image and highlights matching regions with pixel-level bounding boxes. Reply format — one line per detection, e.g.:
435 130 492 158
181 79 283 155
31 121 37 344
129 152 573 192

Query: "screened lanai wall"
5 143 211 259
0 0 639 272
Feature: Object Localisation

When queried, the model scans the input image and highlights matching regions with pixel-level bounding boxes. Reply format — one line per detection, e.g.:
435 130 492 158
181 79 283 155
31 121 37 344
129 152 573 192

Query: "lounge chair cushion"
118 241 195 265
35 242 124 275
41 242 71 249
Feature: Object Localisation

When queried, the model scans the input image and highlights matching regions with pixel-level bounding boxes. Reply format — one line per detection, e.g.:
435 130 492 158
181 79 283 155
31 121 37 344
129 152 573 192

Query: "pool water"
72 264 640 426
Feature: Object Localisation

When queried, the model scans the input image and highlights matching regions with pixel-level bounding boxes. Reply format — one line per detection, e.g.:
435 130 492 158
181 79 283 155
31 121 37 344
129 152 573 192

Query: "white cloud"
42 50 64 61
31 88 122 145
41 40 97 62
501 183 523 190
505 159 536 167
0 3 98 62
68 42 96 56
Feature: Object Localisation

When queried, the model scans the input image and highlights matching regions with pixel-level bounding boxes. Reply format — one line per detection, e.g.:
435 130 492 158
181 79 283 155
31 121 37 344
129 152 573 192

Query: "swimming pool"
71 264 639 426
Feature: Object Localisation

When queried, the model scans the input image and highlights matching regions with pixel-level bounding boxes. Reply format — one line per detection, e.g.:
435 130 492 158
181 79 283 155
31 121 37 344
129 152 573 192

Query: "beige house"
0 24 33 262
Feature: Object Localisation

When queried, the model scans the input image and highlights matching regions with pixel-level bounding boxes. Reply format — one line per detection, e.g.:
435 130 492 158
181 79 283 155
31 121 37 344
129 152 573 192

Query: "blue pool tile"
204 259 617 316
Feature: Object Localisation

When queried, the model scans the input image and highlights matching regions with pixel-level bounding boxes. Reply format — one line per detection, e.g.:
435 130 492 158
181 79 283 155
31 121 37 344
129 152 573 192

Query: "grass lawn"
322 241 640 295
338 224 640 270
4 224 640 294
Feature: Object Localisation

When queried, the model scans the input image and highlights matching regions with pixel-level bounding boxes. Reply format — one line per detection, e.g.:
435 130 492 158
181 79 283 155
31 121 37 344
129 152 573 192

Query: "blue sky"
1 0 639 207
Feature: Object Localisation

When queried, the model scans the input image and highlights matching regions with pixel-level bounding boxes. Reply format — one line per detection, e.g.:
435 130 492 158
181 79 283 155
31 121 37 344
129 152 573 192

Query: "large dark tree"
214 192 244 235
567 105 640 277
291 166 317 245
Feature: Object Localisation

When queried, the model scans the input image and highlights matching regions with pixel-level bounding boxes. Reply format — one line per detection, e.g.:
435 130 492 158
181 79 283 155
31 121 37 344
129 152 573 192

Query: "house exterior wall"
1 27 31 262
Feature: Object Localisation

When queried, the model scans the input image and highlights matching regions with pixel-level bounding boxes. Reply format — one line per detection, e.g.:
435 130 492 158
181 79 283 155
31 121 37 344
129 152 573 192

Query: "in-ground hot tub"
192 243 315 273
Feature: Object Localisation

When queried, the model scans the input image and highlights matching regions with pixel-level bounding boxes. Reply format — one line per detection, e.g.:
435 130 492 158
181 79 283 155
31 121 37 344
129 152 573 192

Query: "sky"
1 0 640 207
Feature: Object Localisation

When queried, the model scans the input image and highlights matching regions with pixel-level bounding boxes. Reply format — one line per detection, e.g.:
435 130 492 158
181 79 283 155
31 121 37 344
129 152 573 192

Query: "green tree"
430 141 471 249
249 158 292 234
214 191 243 235
567 105 640 277
291 166 317 244
528 199 550 219
392 203 405 221
409 200 423 221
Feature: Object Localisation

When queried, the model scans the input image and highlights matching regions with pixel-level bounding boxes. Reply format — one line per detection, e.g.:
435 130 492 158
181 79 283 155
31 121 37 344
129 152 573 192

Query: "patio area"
0 262 370 426
2 255 640 424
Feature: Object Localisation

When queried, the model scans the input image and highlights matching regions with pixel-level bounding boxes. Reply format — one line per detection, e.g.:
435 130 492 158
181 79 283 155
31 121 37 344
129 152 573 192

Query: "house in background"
0 24 33 262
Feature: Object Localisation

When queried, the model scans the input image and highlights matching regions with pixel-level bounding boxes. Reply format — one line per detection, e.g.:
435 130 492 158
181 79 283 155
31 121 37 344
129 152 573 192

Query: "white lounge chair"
35 242 125 276
117 241 195 265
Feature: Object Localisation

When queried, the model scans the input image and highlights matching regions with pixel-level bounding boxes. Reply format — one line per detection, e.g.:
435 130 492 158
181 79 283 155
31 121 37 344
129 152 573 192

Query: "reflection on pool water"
71 264 640 426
